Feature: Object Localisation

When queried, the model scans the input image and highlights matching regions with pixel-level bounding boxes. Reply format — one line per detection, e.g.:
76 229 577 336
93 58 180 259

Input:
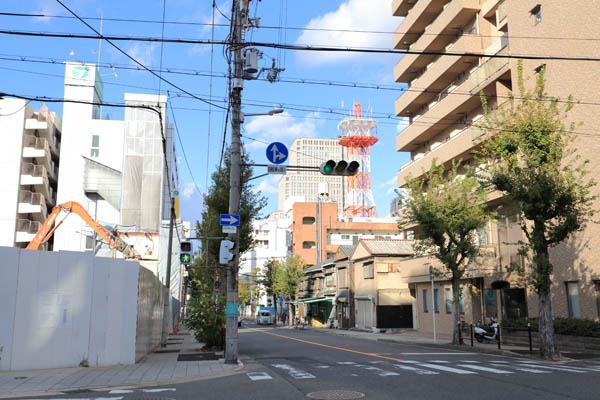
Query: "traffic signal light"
219 239 235 264
319 160 360 176
180 241 192 264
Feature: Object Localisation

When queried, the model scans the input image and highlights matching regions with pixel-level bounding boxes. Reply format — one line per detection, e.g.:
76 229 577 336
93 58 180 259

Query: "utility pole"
225 0 243 364
161 200 175 346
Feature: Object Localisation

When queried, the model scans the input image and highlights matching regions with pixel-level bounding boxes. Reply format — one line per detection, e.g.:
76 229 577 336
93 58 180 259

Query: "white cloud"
243 111 323 150
253 175 280 195
295 0 399 66
182 181 201 200
128 43 158 66
396 117 410 133
379 175 398 188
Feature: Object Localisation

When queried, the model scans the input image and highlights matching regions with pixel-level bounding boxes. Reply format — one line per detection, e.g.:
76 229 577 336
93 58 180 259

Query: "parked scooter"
474 317 498 343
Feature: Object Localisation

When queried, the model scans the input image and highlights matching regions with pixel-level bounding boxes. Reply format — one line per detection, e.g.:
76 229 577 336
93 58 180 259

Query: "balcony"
17 191 48 223
395 35 480 116
20 163 50 199
393 0 447 49
393 0 419 16
397 124 482 185
481 0 502 18
15 218 41 243
22 135 54 170
396 46 510 152
496 0 508 29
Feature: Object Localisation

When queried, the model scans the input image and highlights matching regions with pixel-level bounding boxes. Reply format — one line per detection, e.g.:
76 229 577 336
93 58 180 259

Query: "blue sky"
0 0 410 224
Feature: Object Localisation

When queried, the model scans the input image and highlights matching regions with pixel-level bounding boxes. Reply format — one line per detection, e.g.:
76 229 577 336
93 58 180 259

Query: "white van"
256 310 274 325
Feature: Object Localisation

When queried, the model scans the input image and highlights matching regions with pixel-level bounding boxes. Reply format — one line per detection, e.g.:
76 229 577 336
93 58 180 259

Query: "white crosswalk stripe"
247 372 273 381
511 367 551 374
457 364 513 374
392 363 440 375
515 364 587 373
272 364 315 379
429 360 450 363
402 360 477 374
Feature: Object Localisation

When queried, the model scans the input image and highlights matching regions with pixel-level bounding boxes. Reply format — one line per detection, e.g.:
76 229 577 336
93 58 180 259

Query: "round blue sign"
266 142 288 165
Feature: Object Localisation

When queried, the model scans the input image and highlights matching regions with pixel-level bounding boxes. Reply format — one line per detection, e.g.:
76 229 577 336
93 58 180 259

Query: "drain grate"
177 352 220 361
153 349 180 353
307 390 365 400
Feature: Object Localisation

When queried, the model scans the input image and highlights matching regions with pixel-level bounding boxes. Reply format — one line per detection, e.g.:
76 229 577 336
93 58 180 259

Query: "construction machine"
27 201 139 259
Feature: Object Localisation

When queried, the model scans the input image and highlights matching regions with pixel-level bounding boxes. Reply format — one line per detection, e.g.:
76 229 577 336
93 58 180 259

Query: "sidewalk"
296 326 536 358
0 329 242 399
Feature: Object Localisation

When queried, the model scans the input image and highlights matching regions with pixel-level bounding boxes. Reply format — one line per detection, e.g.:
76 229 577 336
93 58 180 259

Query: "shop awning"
304 297 333 304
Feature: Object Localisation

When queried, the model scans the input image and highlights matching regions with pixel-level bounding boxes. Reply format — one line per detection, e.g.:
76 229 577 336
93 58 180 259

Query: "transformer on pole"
338 103 378 218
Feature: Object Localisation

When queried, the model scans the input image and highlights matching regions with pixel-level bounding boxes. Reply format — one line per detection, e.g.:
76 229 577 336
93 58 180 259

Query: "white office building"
278 138 344 213
0 100 62 248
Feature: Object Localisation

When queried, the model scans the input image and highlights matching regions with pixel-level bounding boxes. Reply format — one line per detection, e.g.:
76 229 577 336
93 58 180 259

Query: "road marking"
142 388 176 392
248 327 404 363
398 352 475 355
109 390 133 394
315 365 330 368
511 367 551 374
272 364 315 379
460 360 480 363
428 360 449 363
378 370 400 376
516 364 587 373
337 362 357 365
457 364 513 374
370 353 392 356
403 361 477 374
392 364 439 375
489 360 509 363
369 361 385 364
247 372 273 381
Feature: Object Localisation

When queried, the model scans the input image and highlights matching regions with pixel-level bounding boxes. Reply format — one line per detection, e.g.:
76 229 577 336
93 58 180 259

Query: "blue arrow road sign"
220 214 240 226
266 142 288 165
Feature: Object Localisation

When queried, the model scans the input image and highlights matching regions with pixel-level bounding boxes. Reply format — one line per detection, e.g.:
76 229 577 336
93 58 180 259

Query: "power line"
52 1 227 110
3 12 600 42
4 28 600 62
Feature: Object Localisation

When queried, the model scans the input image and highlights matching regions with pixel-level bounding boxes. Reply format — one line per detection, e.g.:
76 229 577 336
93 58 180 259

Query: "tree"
401 161 490 345
238 281 251 314
186 150 266 346
477 61 596 359
259 259 280 321
273 255 305 325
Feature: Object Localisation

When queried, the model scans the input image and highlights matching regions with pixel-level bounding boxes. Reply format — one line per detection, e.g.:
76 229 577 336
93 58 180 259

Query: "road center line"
248 327 405 363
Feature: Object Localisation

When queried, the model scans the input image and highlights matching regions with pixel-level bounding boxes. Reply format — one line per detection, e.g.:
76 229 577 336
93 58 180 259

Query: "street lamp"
240 108 284 122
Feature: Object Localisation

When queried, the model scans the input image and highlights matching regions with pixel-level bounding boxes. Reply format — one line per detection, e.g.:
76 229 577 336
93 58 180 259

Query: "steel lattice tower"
338 103 378 217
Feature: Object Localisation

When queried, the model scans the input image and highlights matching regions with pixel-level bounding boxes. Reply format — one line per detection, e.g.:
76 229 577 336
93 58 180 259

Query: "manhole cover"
307 390 365 400
177 352 220 361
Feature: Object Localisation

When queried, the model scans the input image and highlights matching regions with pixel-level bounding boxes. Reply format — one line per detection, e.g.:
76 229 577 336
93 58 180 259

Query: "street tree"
477 61 596 359
238 281 251 315
273 255 305 325
259 259 280 321
401 161 490 345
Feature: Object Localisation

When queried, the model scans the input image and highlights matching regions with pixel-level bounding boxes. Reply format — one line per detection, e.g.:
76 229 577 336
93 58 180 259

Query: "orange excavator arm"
27 201 138 259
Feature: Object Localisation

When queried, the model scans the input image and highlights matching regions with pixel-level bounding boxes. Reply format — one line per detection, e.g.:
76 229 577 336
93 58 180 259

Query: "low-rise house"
334 245 356 329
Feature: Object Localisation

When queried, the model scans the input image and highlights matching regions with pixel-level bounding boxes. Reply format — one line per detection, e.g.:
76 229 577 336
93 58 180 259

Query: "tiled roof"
360 239 414 256
339 245 356 257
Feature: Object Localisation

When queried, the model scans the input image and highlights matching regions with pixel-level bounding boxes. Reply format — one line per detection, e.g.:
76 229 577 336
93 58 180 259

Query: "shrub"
185 294 226 349
502 317 600 338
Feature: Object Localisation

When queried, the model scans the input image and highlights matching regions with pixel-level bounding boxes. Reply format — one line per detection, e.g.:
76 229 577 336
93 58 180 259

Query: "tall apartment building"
393 0 600 324
0 100 61 249
278 137 344 212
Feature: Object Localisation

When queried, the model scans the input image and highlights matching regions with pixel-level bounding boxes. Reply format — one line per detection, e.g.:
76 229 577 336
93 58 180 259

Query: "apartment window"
302 241 316 249
566 281 581 318
434 289 440 313
326 274 334 287
302 216 316 225
423 289 429 313
341 234 350 240
363 262 374 279
445 288 452 313
90 135 99 157
531 5 541 25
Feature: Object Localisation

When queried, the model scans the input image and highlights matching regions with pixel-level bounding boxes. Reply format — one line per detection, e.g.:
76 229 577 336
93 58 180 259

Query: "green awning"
304 297 333 304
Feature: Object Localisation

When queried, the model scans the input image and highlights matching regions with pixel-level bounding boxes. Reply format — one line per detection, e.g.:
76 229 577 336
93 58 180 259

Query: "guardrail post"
528 323 533 354
497 324 502 350
470 324 474 347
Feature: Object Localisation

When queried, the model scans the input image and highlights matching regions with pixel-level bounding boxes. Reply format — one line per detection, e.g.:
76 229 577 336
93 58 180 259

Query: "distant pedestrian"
281 312 287 325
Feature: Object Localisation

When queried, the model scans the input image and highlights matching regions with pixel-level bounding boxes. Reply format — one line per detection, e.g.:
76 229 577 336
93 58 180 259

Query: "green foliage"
401 161 490 279
503 318 600 338
238 281 251 306
477 60 596 295
260 259 278 297
273 255 305 300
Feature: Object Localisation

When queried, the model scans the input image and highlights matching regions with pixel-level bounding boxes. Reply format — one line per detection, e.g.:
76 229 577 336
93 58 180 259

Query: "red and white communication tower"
338 103 378 217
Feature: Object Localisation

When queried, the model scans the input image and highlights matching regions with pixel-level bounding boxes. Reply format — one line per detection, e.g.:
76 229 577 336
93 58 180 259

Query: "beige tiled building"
393 0 600 333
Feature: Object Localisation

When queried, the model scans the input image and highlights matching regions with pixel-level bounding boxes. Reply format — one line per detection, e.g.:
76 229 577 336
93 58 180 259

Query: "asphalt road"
14 323 600 400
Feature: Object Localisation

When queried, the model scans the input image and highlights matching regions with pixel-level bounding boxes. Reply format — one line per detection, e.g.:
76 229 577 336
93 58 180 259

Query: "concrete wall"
0 246 140 371
135 265 164 361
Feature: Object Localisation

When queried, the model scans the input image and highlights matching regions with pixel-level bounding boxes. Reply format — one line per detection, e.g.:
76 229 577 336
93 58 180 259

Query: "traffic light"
219 239 235 264
319 160 360 176
180 241 192 264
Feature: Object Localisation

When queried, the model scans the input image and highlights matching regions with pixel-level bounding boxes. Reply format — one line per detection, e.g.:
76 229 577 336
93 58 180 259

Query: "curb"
0 360 244 399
